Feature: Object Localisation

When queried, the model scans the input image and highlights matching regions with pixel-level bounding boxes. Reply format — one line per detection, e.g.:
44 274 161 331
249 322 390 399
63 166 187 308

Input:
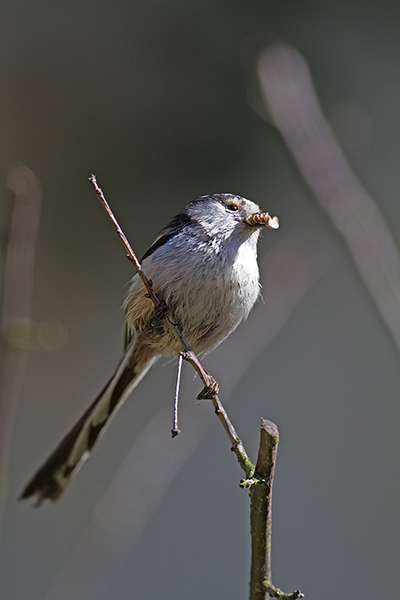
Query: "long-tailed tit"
21 193 279 504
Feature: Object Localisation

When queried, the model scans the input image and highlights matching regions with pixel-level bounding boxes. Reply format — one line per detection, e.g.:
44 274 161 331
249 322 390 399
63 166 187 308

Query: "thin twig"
88 175 254 474
89 175 254 477
88 175 302 598
263 583 304 600
171 341 214 386
88 175 160 308
89 176 210 381
171 353 183 438
212 394 254 478
42 223 328 600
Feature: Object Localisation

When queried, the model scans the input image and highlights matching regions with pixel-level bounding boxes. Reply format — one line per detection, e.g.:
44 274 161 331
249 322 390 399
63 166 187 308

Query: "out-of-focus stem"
0 165 42 528
257 43 400 355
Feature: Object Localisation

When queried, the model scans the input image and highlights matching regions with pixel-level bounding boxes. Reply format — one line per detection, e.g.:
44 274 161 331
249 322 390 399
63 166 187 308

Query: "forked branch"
88 175 252 473
88 176 303 599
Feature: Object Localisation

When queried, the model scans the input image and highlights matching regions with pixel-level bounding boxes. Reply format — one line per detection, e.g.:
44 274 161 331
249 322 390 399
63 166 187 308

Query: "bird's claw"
197 378 219 400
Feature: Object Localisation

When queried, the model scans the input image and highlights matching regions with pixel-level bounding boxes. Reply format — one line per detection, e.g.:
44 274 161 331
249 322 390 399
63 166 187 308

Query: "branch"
89 175 214 387
88 174 160 308
249 419 279 600
88 177 305 598
263 583 304 600
248 420 303 600
41 223 327 600
88 175 253 476
214 394 255 478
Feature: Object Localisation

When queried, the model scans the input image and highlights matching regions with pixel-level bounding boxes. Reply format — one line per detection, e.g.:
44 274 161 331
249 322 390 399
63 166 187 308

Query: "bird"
20 193 279 504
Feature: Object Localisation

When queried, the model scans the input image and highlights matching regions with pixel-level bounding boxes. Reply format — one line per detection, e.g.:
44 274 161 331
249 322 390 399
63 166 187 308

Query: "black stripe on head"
141 212 194 261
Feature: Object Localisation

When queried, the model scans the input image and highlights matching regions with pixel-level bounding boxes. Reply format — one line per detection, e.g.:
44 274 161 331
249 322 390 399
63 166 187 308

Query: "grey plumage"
21 194 278 504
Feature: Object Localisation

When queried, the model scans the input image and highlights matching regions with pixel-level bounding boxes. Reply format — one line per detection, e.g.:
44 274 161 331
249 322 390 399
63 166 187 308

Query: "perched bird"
21 193 279 504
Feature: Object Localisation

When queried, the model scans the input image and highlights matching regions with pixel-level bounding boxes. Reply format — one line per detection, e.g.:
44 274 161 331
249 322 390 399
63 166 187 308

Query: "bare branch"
249 419 279 600
88 176 252 474
247 420 304 599
88 177 300 597
263 583 304 600
41 224 327 600
89 174 161 308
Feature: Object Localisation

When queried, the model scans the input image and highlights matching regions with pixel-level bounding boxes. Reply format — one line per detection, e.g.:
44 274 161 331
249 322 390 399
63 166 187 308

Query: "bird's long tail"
20 342 158 505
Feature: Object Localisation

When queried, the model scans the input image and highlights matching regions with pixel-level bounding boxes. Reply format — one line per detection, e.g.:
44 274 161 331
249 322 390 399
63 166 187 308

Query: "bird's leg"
150 297 169 324
180 350 219 400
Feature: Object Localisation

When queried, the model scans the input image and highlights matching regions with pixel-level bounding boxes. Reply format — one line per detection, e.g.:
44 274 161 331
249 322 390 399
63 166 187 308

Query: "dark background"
1 1 399 599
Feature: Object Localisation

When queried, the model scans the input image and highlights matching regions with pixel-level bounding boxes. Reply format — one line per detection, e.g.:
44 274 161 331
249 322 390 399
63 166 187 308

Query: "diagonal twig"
41 222 328 600
88 175 253 476
89 175 217 391
89 174 160 307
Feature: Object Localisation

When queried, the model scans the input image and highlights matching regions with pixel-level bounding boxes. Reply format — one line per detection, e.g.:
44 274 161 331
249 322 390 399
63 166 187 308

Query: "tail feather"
20 346 157 504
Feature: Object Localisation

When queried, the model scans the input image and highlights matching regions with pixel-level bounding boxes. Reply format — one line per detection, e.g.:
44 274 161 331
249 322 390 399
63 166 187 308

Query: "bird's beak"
244 212 279 229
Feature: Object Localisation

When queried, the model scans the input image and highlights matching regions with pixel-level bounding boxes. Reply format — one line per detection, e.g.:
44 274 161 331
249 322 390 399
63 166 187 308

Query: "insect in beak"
244 212 279 229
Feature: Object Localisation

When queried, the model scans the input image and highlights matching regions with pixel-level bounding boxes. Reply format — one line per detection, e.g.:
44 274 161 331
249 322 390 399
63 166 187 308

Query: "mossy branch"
89 176 302 600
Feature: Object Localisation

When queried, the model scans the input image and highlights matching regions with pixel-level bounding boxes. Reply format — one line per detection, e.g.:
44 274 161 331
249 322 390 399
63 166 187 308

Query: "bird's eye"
226 202 239 212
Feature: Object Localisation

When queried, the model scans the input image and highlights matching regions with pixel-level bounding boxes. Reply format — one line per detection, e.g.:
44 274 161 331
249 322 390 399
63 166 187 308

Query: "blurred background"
1 1 400 599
